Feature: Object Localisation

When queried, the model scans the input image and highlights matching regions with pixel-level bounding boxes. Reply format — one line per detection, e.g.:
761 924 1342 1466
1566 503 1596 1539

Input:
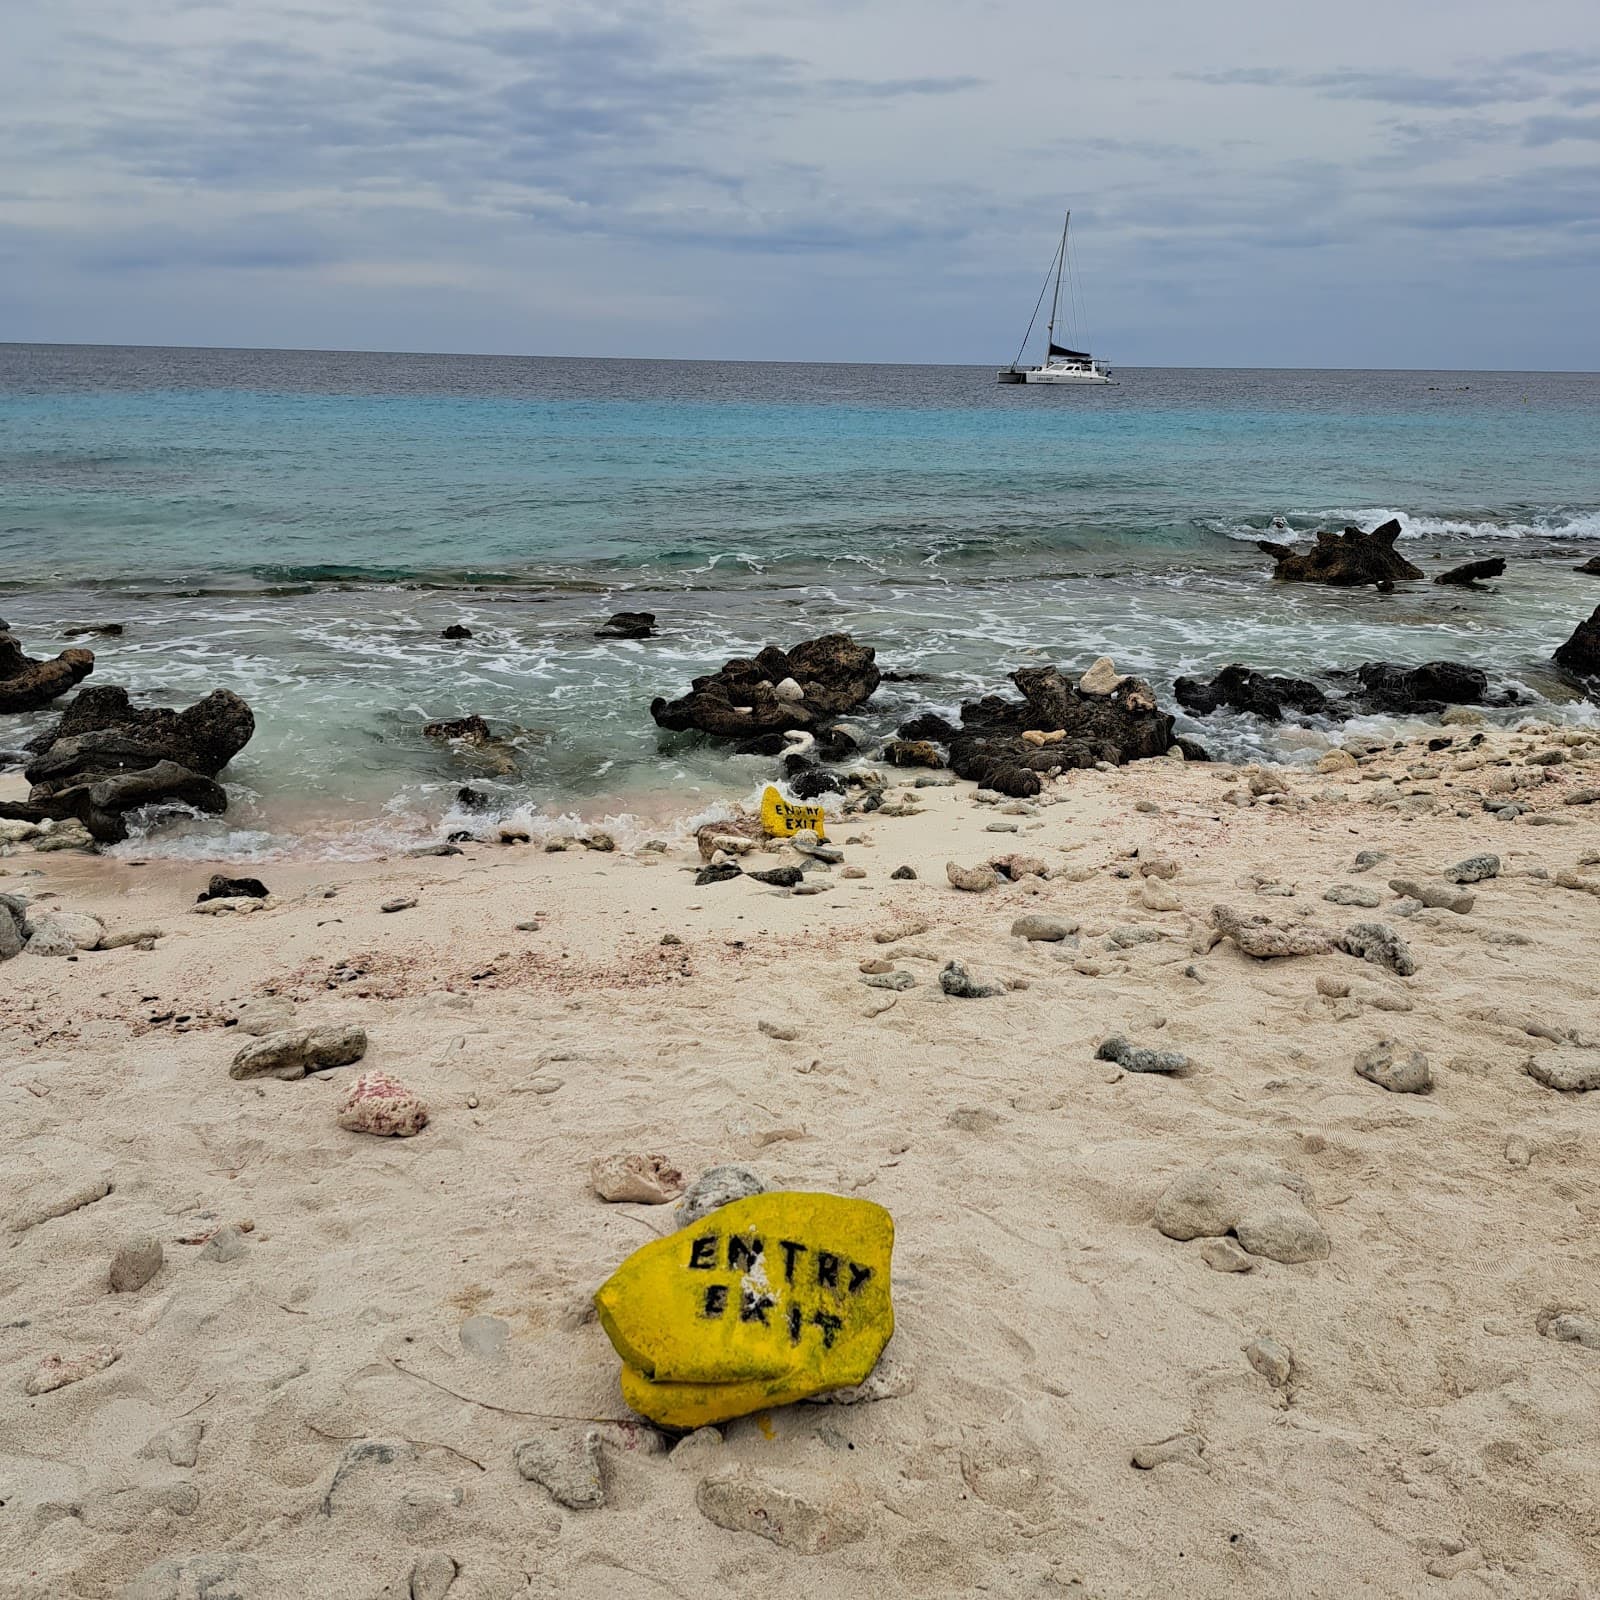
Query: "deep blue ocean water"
3 344 1599 855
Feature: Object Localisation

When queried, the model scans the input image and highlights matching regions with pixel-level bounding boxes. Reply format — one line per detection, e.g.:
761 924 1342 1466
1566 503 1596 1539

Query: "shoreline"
6 722 1600 1594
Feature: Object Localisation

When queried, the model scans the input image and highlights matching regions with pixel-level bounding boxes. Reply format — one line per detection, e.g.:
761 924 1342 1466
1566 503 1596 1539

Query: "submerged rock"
651 634 880 739
596 611 656 640
1435 557 1506 587
1256 518 1423 587
1554 602 1600 678
0 631 95 713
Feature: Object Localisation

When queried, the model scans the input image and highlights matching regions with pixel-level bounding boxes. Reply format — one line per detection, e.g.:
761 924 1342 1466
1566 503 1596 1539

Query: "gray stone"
889 865 917 880
1338 922 1418 976
109 1234 163 1293
1154 1154 1330 1263
1354 1040 1432 1094
1212 905 1333 959
1199 1238 1254 1273
1446 852 1500 883
381 896 417 913
0 905 22 961
1350 850 1387 872
22 911 84 956
1388 877 1473 914
676 1164 765 1226
409 1552 459 1600
946 860 999 892
861 970 914 990
1106 925 1162 949
939 960 1003 998
137 1420 204 1468
669 1427 725 1470
1095 1034 1190 1075
696 1468 868 1553
1244 1336 1293 1387
200 1224 247 1264
121 1554 260 1600
792 832 842 864
1526 1053 1600 1093
514 1429 604 1509
1323 883 1382 908
229 1023 367 1081
1538 1310 1600 1349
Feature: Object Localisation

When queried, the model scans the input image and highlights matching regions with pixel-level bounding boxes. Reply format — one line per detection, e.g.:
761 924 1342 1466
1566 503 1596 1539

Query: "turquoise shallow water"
3 345 1599 856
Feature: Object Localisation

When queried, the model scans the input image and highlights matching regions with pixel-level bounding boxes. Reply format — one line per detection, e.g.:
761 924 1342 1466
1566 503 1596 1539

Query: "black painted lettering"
816 1251 840 1289
811 1310 843 1349
739 1289 775 1325
688 1235 719 1270
780 1240 807 1283
788 1305 802 1344
847 1263 873 1294
727 1234 764 1272
703 1284 729 1318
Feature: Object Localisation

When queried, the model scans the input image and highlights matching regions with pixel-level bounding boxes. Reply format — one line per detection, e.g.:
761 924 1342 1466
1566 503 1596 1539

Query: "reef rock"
651 634 881 739
1341 660 1497 715
19 686 254 843
596 611 656 640
336 1070 430 1136
1154 1154 1330 1263
1554 603 1600 679
1174 664 1333 724
928 664 1196 798
1434 557 1506 587
1257 519 1424 587
0 631 94 713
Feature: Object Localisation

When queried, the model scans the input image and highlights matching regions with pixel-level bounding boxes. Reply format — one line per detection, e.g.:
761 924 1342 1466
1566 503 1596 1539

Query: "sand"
5 725 1600 1598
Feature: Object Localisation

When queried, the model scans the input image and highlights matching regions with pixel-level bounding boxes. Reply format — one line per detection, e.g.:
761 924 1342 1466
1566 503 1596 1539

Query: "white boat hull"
1023 367 1114 385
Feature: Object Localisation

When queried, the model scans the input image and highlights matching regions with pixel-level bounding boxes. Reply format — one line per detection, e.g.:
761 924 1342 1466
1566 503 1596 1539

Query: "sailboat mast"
1045 210 1069 354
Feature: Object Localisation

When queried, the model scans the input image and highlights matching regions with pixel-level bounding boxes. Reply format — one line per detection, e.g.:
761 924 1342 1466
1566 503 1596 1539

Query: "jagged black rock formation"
1174 665 1333 724
1555 603 1600 678
0 631 95 713
596 611 656 640
650 634 880 738
20 686 254 843
1434 557 1505 587
1257 519 1424 587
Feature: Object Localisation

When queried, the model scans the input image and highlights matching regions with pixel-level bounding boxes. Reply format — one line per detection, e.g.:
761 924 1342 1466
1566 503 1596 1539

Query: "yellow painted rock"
594 1192 893 1426
759 785 827 841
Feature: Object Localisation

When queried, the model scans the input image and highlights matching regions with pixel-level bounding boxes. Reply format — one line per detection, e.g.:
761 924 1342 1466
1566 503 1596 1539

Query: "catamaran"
997 211 1115 385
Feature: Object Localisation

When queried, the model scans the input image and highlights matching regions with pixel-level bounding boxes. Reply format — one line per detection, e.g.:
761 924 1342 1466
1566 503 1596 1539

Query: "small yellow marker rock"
759 786 827 841
594 1191 894 1428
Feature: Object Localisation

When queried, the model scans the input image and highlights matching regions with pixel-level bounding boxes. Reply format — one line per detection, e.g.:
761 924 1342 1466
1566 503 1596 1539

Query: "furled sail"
1048 342 1091 361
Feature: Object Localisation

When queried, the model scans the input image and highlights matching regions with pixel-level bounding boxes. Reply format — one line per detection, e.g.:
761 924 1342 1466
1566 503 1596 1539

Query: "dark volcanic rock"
596 611 656 640
20 686 254 843
935 665 1194 796
883 738 944 768
1574 556 1600 576
199 874 270 903
1257 519 1424 587
650 634 880 739
897 713 962 743
62 622 124 638
456 785 491 811
786 763 844 800
423 714 494 742
747 865 804 888
1344 661 1495 714
1555 603 1600 678
0 632 95 714
1434 557 1506 587
694 861 742 885
440 624 473 640
1174 664 1333 724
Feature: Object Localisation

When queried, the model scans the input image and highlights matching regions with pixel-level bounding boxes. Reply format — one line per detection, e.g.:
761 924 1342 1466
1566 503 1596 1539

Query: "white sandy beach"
5 727 1600 1598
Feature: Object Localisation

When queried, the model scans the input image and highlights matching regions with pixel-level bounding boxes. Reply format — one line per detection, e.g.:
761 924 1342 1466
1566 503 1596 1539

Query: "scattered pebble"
1388 877 1474 914
108 1234 163 1293
946 861 999 892
758 1019 800 1040
1095 1034 1190 1075
1445 853 1500 883
889 865 917 880
514 1429 605 1509
380 896 417 913
862 971 915 990
201 1223 248 1263
1243 1336 1294 1387
939 960 1003 998
696 1469 867 1553
1323 884 1382 908
1338 922 1418 977
1538 1309 1600 1350
1212 905 1333 959
1354 1040 1433 1094
676 1165 765 1226
589 1152 684 1204
1199 1238 1254 1274
1131 1434 1207 1472
1011 913 1077 942
25 1344 119 1395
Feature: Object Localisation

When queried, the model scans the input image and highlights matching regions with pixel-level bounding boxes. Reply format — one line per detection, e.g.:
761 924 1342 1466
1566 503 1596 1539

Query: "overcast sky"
4 0 1597 367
